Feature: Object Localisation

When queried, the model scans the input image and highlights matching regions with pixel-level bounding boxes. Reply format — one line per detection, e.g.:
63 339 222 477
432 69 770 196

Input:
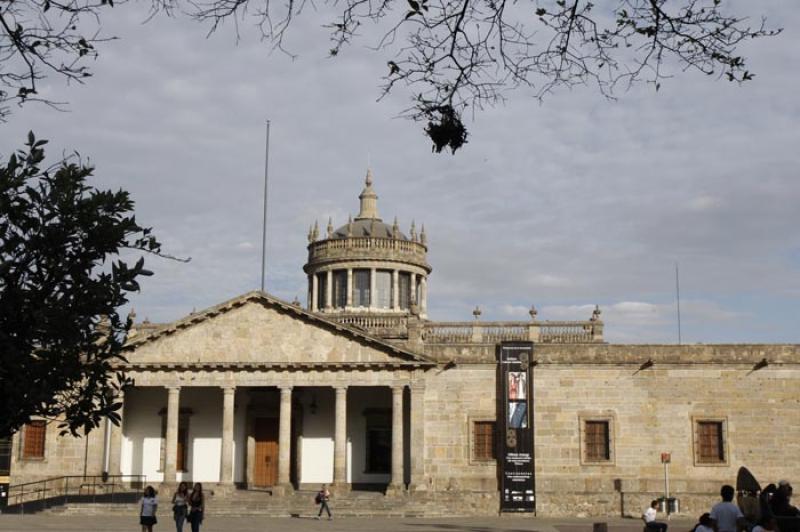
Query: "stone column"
333 386 348 490
325 270 333 311
220 386 236 485
346 268 353 308
278 386 293 490
410 273 417 305
419 277 428 317
108 389 126 477
389 385 405 492
312 274 319 312
164 386 181 483
409 383 426 490
392 270 399 310
369 268 377 310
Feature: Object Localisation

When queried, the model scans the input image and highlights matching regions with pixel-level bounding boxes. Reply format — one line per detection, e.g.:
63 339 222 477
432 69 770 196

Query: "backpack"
315 492 322 504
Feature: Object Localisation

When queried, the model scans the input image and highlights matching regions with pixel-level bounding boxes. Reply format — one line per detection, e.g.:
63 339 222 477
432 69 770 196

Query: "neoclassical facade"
6 170 800 517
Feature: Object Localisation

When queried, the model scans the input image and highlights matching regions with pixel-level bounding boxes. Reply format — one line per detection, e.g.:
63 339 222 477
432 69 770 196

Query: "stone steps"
42 490 497 518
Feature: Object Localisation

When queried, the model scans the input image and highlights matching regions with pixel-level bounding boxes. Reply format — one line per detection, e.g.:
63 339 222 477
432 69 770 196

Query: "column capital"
334 384 348 393
222 385 236 394
166 385 181 393
279 385 293 393
391 383 407 393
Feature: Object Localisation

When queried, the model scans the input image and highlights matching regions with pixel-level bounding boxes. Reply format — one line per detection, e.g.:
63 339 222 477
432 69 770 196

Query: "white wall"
122 387 246 484
298 387 334 484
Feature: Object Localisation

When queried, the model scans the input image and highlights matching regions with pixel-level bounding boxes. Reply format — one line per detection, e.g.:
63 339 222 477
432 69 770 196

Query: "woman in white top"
140 485 158 532
172 482 189 532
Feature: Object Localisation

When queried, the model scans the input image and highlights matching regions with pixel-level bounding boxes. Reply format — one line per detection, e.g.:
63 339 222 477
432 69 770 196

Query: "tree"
0 1 781 152
0 132 163 437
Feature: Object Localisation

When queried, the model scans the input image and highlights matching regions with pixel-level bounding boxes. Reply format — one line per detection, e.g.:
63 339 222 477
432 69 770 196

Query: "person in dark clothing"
770 481 800 517
315 484 332 520
187 483 204 532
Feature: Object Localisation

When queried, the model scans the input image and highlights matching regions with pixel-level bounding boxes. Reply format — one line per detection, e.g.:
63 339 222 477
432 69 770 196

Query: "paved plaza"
0 515 694 532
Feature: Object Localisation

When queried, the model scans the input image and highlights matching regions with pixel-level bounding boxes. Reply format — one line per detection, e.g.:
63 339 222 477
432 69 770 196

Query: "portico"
114 292 432 493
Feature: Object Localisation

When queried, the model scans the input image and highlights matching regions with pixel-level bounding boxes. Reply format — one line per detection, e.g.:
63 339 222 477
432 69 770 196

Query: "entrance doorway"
253 417 279 487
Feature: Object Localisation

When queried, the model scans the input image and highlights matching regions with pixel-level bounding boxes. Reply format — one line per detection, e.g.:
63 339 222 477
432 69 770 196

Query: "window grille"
473 421 496 461
398 273 411 309
375 271 392 309
584 420 611 462
22 421 46 459
353 270 370 307
696 420 725 463
332 271 347 309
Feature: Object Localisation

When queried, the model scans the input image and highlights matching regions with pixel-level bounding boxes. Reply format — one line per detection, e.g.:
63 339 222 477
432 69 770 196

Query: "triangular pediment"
124 291 433 368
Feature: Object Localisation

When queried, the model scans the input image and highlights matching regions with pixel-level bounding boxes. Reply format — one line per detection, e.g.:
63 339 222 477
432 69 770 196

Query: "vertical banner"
498 341 535 513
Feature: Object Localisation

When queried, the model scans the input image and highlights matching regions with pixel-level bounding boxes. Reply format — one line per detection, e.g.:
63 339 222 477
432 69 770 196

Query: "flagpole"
261 120 271 292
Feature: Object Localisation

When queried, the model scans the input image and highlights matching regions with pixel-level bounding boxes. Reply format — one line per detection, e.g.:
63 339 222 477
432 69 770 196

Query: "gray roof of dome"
332 219 409 240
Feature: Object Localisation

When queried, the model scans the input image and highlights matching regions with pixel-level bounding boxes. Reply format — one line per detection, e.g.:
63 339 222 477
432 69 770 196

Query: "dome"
332 219 409 240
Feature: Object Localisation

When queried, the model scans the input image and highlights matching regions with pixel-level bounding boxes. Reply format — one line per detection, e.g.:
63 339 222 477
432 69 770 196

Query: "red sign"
661 452 671 463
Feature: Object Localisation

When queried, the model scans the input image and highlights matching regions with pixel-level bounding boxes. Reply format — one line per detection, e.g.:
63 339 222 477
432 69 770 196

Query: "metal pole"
260 120 271 292
664 460 670 520
675 262 682 345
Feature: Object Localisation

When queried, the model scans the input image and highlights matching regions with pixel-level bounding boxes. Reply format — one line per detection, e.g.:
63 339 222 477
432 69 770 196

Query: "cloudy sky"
3 0 799 343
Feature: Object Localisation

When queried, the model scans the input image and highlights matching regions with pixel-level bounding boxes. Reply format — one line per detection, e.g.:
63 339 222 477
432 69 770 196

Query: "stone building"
6 170 800 517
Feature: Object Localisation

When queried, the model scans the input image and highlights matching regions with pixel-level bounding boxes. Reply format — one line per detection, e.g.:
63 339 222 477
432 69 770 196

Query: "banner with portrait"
498 342 535 513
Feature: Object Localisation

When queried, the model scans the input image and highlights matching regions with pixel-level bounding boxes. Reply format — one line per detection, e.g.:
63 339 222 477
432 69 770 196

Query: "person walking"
710 485 747 532
172 482 189 532
642 500 668 532
139 485 158 532
315 484 332 520
187 483 205 532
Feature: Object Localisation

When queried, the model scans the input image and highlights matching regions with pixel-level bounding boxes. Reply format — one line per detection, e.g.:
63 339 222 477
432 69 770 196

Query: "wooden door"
254 417 279 487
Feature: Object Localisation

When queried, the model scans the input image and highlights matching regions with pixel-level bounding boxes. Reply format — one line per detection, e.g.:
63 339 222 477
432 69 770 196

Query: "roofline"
124 290 436 366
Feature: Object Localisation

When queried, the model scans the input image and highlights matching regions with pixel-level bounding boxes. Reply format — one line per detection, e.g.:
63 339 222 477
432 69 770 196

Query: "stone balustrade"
323 314 604 344
307 237 430 269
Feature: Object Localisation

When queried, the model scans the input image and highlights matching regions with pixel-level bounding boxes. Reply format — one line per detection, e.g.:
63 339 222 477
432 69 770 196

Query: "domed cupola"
303 169 431 318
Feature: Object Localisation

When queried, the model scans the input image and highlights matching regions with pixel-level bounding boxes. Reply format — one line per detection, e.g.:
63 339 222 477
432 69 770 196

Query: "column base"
272 483 294 497
385 483 406 497
331 482 351 495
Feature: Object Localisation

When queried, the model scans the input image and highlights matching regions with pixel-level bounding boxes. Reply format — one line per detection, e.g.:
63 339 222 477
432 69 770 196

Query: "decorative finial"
392 216 399 239
356 168 380 220
410 220 417 242
529 305 538 320
129 308 137 322
312 220 319 241
327 217 334 238
307 223 314 243
472 306 482 320
420 224 427 245
591 304 602 321
347 214 353 237
292 296 301 307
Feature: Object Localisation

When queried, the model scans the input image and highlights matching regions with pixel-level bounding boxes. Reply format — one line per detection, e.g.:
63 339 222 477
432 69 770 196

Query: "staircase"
45 488 499 517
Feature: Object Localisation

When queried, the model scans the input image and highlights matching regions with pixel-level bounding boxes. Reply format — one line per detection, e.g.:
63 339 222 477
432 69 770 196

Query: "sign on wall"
498 341 535 513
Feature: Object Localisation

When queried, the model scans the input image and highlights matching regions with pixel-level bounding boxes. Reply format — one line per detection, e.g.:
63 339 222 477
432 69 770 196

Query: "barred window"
353 269 370 307
332 270 347 309
696 420 725 464
22 421 46 459
374 270 392 309
317 273 327 310
398 273 411 309
473 421 496 461
584 420 610 462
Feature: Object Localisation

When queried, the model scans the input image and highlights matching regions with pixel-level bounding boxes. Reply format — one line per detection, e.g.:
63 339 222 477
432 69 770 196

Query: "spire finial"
420 224 427 245
312 220 319 241
392 216 399 239
356 168 380 220
410 220 417 242
327 217 334 238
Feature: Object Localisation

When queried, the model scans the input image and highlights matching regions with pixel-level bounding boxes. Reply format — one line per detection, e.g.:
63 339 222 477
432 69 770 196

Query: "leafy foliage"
0 132 160 437
0 0 781 152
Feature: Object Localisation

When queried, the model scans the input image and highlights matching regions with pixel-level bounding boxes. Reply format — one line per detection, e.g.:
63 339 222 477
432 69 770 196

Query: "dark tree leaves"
0 133 160 437
424 105 468 153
